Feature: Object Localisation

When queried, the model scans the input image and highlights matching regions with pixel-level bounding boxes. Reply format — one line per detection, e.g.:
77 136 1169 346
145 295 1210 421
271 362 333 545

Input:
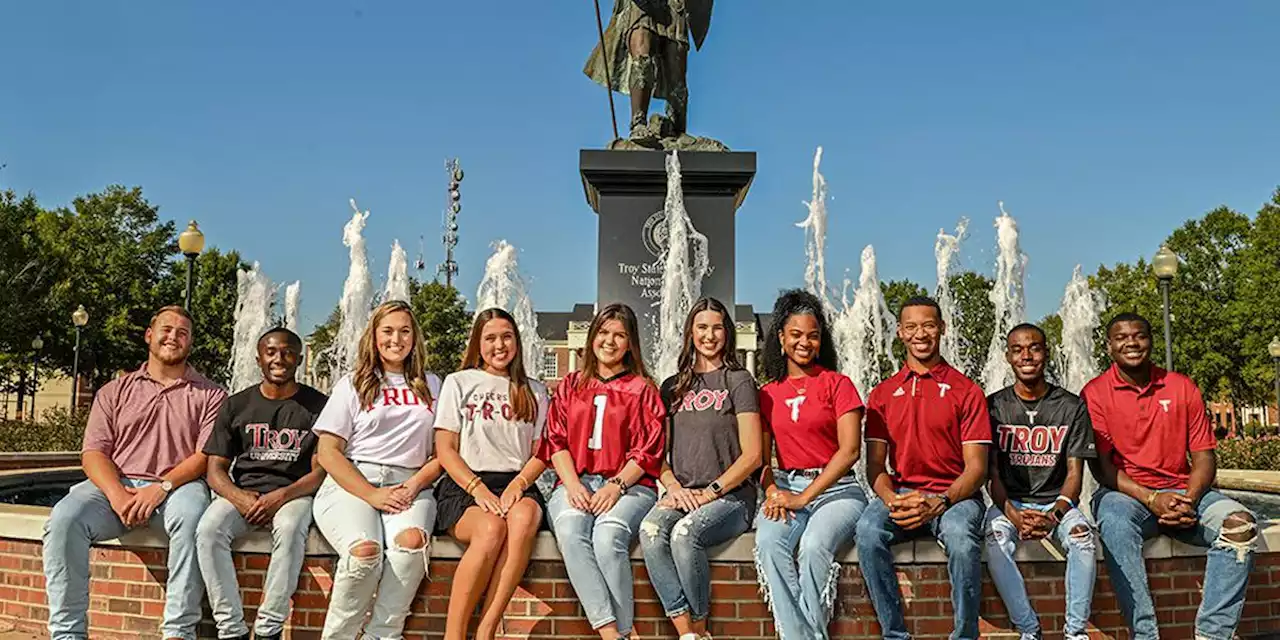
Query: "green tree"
1231 190 1280 406
31 186 176 389
950 271 995 381
305 306 342 385
410 280 471 376
0 191 54 406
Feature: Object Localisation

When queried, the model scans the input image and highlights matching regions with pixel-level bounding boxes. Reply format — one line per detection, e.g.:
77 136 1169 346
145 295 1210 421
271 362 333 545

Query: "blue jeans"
856 491 985 640
43 479 211 640
640 493 751 621
197 495 314 638
984 502 1096 638
1093 488 1256 640
547 475 657 635
754 472 867 640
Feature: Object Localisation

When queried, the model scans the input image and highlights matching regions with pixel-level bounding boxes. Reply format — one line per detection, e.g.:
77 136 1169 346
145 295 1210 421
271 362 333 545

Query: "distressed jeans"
196 495 314 638
984 502 1096 639
1093 488 1256 640
754 472 867 640
43 478 210 640
856 492 985 640
312 463 437 640
547 475 657 636
640 493 752 621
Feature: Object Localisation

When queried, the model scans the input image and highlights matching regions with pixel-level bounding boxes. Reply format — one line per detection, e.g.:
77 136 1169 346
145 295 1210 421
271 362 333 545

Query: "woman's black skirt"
434 471 546 534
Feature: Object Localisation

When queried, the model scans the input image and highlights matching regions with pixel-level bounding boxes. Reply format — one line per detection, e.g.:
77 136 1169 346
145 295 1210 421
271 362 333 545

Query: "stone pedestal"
579 149 756 357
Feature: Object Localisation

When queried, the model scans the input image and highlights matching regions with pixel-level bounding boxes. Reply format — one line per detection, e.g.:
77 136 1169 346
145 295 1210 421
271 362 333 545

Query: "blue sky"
4 1 1280 333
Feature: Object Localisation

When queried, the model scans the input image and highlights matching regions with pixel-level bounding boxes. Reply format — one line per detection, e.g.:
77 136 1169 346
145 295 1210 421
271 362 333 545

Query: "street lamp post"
72 305 89 409
1269 337 1280 429
178 220 205 313
30 336 43 420
1152 244 1179 370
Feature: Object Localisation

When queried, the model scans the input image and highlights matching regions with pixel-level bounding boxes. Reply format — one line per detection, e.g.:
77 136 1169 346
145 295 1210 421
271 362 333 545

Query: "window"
542 350 559 379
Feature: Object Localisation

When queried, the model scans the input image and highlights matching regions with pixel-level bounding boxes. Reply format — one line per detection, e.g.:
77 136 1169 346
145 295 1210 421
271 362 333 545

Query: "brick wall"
2 538 1278 639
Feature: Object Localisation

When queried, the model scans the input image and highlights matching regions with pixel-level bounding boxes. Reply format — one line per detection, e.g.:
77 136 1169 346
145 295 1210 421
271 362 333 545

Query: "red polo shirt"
864 362 991 494
1079 365 1214 490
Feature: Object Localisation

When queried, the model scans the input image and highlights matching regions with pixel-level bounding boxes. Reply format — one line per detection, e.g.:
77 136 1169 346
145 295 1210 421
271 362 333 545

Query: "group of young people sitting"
41 291 1258 640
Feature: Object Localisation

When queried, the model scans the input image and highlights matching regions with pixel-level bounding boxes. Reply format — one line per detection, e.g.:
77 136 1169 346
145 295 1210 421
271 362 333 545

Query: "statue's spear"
593 0 620 140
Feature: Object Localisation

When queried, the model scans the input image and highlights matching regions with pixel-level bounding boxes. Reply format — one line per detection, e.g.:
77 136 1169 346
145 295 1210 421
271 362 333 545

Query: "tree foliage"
410 280 472 377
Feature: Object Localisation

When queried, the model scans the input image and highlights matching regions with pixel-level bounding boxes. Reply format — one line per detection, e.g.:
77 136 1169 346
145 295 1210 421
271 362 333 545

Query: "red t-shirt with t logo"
864 362 991 494
759 367 863 470
1080 365 1215 490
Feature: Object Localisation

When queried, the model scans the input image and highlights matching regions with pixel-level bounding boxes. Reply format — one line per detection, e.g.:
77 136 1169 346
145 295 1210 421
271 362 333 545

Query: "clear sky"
4 1 1279 333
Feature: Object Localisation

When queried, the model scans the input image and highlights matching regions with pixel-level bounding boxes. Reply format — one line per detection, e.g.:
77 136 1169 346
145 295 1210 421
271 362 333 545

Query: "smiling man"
1084 312 1257 640
196 328 328 640
43 306 227 640
985 323 1097 640
856 296 991 640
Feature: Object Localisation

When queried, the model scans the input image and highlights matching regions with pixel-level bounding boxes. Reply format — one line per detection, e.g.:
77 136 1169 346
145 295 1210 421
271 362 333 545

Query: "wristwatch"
160 480 174 494
938 493 952 509
708 480 724 496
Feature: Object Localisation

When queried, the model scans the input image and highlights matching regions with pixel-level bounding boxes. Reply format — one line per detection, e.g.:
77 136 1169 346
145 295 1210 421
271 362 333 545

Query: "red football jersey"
538 371 666 486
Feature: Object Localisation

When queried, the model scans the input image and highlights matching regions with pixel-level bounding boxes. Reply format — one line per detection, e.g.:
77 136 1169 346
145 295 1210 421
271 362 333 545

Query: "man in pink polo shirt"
1085 312 1256 640
43 305 227 640
855 296 991 640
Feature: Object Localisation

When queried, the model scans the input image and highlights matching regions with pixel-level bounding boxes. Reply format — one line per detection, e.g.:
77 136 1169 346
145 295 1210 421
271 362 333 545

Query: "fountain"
475 240 546 379
796 147 834 311
1055 265 1106 394
284 282 301 334
653 151 709 382
229 263 276 393
332 199 374 375
832 246 898 400
980 202 1029 393
384 240 411 304
934 218 970 370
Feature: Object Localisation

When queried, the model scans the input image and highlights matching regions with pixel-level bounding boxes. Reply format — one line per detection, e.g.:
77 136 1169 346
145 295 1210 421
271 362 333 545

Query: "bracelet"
1056 495 1076 509
464 477 482 496
514 476 529 492
1146 490 1160 509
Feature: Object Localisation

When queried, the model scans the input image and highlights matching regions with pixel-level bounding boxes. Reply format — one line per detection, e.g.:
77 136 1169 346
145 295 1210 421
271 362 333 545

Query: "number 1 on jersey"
589 394 607 450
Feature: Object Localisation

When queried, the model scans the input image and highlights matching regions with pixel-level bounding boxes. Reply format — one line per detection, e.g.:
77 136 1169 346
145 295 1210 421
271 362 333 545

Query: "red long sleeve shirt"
538 371 666 486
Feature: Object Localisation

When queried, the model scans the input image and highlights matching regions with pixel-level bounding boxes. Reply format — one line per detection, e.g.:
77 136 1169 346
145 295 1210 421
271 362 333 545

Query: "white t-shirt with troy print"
311 371 442 469
433 368 548 473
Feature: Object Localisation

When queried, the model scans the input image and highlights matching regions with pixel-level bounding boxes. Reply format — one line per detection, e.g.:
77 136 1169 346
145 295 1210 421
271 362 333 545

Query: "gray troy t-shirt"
660 368 759 511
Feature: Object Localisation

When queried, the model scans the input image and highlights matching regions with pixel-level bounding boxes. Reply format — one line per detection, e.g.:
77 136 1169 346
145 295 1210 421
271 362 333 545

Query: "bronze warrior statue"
586 0 715 149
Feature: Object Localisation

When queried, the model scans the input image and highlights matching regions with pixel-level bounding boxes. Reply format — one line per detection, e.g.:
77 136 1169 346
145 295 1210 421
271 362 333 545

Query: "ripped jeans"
1093 488 1256 640
984 502 1096 638
754 472 867 640
640 493 752 621
547 475 657 636
312 463 437 640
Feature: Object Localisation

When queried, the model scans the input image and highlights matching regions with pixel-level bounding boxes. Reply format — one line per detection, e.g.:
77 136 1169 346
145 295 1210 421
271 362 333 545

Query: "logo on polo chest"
1159 399 1171 413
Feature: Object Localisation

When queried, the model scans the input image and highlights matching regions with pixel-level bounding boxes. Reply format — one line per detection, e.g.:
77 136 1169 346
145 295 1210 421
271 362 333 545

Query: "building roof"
535 303 595 342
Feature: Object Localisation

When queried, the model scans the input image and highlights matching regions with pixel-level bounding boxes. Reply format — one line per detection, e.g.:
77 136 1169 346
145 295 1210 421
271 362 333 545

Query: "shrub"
1217 435 1280 472
0 406 89 452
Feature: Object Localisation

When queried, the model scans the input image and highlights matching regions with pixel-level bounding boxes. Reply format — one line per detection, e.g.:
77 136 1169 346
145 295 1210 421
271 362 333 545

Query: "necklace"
1015 386 1049 424
786 375 809 396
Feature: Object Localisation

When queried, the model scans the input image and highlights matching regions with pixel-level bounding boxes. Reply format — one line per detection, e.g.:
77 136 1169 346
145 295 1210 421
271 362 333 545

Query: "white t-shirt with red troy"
433 369 548 473
312 371 442 469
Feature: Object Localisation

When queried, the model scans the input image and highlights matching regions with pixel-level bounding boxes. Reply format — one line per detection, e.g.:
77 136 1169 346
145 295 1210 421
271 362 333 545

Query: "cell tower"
438 158 463 287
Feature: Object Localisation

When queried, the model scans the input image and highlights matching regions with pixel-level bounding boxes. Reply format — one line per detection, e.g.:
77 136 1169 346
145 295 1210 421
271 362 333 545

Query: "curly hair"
761 289 839 383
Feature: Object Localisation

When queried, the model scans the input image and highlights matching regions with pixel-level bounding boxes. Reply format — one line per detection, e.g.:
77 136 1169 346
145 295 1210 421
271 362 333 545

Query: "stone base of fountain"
579 149 756 357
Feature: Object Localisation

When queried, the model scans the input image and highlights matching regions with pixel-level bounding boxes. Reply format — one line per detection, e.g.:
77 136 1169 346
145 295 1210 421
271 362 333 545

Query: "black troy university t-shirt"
203 384 329 493
988 384 1096 504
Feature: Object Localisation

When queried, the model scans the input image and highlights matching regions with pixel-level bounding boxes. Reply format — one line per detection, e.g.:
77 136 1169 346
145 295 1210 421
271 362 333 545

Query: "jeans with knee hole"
197 495 314 638
984 501 1096 638
546 475 657 635
640 494 751 621
43 479 210 640
754 472 867 640
313 463 437 640
856 490 986 640
1093 488 1255 640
